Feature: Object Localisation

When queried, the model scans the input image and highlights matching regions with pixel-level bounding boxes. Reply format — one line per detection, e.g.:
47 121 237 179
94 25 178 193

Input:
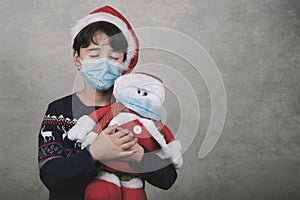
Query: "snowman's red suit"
68 73 183 200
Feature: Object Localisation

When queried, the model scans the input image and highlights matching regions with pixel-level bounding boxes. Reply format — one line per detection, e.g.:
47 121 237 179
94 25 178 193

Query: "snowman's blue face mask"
117 95 161 121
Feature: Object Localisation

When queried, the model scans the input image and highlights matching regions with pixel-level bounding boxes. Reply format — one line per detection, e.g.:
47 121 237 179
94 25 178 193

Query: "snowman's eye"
137 89 141 94
144 92 148 96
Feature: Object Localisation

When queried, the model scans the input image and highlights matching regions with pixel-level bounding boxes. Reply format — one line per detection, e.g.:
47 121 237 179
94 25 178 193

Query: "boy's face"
74 31 125 69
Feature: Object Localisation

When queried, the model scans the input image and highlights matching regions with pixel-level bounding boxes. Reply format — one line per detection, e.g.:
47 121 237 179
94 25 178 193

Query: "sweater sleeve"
39 149 101 191
38 103 102 191
129 147 178 190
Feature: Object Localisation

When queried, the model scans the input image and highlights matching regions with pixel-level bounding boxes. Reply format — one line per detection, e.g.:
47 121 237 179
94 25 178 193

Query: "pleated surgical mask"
79 57 123 91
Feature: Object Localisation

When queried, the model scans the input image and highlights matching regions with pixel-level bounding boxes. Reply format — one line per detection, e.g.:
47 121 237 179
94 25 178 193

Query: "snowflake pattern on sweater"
38 113 79 168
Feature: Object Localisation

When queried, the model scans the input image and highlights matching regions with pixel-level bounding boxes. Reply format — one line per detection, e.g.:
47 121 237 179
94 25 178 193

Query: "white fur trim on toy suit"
108 112 141 126
95 171 144 189
138 117 183 169
155 140 183 169
71 12 136 70
138 118 168 148
67 115 95 141
95 171 121 187
114 73 165 106
121 178 144 189
81 131 98 149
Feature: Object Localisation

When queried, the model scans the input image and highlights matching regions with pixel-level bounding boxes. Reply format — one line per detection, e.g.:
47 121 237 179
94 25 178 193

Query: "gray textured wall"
0 0 299 199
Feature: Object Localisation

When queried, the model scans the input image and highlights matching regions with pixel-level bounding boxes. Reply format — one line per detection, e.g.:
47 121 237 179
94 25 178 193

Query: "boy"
38 5 177 200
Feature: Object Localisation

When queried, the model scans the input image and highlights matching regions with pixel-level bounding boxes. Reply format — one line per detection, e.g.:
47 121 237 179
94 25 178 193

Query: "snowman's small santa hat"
71 5 139 73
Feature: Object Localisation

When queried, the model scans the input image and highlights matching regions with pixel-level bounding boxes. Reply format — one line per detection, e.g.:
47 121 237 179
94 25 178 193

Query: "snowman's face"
113 73 165 106
132 84 164 106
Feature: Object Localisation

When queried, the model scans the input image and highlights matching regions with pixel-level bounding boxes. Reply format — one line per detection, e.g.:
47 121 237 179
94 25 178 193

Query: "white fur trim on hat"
67 115 96 141
71 12 137 70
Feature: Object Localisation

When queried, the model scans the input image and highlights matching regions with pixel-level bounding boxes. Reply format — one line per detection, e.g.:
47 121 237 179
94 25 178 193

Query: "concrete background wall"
0 0 299 199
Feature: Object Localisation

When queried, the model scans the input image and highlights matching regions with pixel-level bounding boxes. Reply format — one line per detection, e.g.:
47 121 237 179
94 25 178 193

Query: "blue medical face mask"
117 95 161 121
79 57 123 91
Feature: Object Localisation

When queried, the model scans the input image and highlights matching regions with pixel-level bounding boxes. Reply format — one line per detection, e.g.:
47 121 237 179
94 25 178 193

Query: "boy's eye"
109 56 118 60
90 55 99 58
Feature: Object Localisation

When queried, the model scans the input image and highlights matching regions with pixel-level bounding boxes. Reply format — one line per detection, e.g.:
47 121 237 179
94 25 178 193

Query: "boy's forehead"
81 41 113 52
80 42 123 57
93 31 109 41
86 43 110 50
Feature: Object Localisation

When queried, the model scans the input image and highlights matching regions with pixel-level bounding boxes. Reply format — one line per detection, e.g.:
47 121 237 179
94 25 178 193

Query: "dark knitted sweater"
38 93 177 200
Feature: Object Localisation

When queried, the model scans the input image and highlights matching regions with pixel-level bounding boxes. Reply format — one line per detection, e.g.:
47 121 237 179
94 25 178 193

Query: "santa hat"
71 5 139 73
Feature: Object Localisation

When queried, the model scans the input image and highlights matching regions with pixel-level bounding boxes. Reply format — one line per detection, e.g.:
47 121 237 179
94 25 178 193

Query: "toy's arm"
139 119 184 169
155 140 183 169
67 115 96 141
67 106 111 142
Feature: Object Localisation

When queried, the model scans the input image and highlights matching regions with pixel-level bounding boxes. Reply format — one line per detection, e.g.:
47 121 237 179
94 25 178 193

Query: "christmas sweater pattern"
38 94 101 169
38 114 78 168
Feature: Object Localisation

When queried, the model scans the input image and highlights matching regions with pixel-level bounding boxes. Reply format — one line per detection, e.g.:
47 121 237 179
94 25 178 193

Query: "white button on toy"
133 125 142 134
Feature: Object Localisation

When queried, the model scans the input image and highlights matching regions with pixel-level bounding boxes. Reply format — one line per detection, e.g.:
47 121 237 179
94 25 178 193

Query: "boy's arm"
39 149 101 191
38 103 102 191
129 147 178 190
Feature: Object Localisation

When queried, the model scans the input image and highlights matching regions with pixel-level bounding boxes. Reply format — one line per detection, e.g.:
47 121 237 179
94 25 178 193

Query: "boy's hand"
120 142 144 162
89 125 137 161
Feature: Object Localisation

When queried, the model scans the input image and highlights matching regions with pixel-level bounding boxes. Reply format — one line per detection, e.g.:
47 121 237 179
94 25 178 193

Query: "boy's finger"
114 129 131 138
102 124 118 135
115 126 129 134
120 138 137 150
119 134 135 143
119 150 137 158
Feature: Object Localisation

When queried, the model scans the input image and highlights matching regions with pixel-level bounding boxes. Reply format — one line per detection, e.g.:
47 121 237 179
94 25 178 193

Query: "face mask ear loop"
121 63 126 71
76 51 82 71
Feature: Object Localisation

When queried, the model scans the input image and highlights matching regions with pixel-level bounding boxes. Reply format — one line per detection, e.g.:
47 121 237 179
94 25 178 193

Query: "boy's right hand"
89 125 137 161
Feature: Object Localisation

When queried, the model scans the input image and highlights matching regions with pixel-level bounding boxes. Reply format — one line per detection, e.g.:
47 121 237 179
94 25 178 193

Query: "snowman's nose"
137 89 148 96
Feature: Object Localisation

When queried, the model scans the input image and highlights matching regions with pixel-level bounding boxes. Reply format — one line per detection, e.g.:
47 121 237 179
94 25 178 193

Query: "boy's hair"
73 21 128 60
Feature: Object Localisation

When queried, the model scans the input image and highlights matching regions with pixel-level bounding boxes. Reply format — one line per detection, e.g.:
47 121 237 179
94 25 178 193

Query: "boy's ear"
73 50 82 68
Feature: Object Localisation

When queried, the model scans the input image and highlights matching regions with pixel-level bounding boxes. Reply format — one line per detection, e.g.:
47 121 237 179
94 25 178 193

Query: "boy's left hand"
120 141 144 162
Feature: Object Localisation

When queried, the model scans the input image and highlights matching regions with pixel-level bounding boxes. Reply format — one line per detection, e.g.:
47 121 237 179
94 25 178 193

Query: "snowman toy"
68 72 183 200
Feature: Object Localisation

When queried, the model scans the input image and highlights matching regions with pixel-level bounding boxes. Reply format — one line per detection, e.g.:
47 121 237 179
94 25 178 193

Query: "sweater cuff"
129 147 170 173
84 146 103 170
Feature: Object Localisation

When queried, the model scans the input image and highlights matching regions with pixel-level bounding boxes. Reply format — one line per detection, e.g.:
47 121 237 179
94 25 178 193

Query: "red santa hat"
71 5 139 73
